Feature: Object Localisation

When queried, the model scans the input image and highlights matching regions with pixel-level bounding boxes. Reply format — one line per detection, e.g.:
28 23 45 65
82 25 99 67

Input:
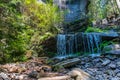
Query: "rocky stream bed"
0 55 120 80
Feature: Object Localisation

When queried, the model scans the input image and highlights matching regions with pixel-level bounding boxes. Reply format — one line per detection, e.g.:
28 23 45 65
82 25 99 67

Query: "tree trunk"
115 0 120 14
116 0 120 10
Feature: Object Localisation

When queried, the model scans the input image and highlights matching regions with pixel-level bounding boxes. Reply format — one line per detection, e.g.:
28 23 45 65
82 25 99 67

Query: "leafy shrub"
0 0 28 63
0 0 62 63
23 0 62 56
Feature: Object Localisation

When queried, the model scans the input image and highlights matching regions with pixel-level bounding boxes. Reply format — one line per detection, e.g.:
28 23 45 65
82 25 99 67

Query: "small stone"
0 72 10 80
18 75 26 80
111 77 119 80
28 71 38 78
116 73 120 77
9 67 18 73
15 76 19 80
114 69 120 75
109 63 116 69
93 58 100 62
104 70 112 75
102 59 111 66
106 55 117 60
96 75 103 80
117 62 120 67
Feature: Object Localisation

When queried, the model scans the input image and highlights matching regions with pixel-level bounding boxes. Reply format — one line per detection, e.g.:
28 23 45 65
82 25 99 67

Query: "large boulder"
67 68 94 80
104 50 120 55
102 44 120 55
103 44 120 51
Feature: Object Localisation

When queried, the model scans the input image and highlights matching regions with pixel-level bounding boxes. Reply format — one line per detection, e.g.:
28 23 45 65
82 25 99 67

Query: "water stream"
57 34 66 56
57 33 101 58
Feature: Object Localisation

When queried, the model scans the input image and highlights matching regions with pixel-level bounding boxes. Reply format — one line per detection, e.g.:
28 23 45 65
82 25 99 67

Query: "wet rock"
103 44 120 55
109 63 116 69
101 31 118 38
84 63 91 68
111 77 119 80
117 61 120 67
105 50 120 55
116 73 120 77
28 71 38 78
105 55 117 60
102 59 111 66
86 70 94 76
96 75 104 80
93 58 100 62
105 44 120 50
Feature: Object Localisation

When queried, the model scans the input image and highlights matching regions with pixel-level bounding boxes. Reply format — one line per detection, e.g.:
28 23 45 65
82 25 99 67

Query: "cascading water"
82 33 101 56
57 34 66 56
57 34 76 58
55 0 102 58
57 33 102 58
67 34 75 55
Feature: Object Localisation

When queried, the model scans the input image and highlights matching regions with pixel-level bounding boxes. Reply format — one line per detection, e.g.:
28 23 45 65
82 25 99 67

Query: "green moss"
85 27 106 33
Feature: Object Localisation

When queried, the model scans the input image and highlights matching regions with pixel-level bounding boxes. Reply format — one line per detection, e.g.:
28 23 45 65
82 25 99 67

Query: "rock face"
100 31 119 38
53 0 89 22
41 37 57 57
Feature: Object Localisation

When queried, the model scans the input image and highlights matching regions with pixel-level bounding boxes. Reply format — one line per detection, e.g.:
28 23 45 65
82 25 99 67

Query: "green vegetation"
85 27 106 33
100 38 119 50
0 0 62 63
88 0 120 21
0 0 119 63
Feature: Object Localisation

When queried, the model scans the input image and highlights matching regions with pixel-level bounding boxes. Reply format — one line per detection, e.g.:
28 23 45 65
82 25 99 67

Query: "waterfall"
82 33 101 54
57 34 76 58
67 34 75 55
57 34 66 56
57 33 101 58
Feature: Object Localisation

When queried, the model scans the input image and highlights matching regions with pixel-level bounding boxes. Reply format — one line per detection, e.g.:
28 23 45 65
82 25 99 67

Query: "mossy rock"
102 44 120 54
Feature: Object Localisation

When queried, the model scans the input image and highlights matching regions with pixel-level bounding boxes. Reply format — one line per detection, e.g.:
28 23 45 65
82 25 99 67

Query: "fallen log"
54 58 80 68
38 75 71 80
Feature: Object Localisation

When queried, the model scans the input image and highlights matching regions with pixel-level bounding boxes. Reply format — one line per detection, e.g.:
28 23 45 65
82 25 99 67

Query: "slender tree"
115 0 120 13
116 0 120 9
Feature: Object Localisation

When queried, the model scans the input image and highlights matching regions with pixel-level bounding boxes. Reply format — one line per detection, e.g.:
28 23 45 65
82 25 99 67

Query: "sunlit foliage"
0 0 62 63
